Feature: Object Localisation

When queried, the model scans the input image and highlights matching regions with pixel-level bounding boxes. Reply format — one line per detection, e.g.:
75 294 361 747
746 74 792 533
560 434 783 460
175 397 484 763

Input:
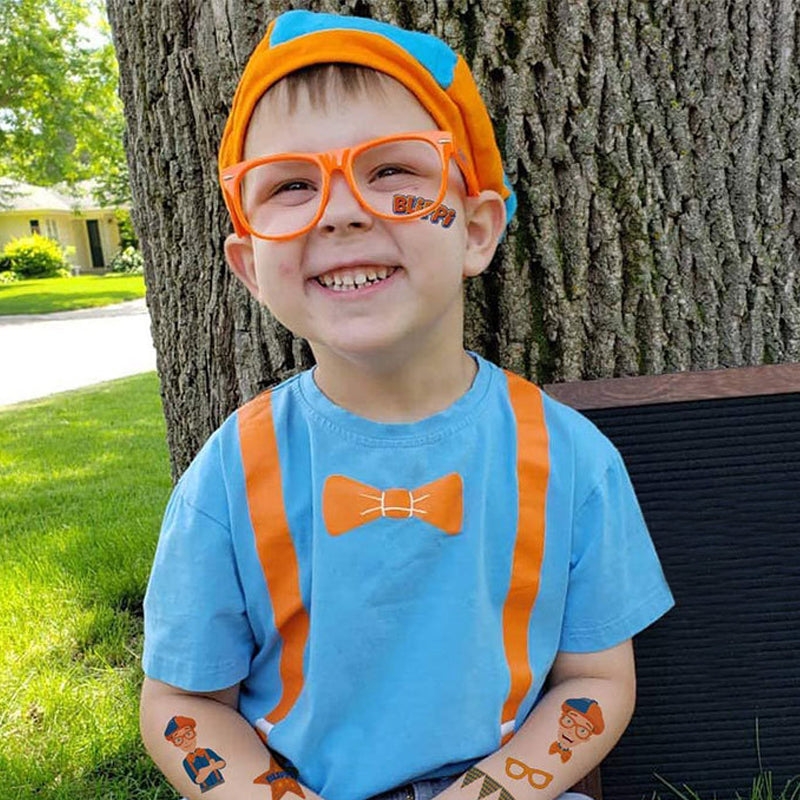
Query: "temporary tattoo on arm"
392 194 457 227
461 767 516 800
254 754 306 799
164 715 227 792
505 758 553 789
548 698 605 763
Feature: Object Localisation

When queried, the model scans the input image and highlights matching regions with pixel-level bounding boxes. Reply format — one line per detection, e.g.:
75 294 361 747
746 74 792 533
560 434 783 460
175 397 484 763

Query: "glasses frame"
220 130 478 241
560 712 592 739
505 758 553 789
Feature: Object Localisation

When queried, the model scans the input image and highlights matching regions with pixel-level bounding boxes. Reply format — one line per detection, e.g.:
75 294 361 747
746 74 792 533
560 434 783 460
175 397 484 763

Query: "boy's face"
224 76 505 367
557 710 593 749
169 725 196 752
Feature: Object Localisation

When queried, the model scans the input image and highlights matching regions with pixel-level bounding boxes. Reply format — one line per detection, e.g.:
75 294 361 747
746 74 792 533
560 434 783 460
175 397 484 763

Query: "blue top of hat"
565 698 595 715
270 10 458 89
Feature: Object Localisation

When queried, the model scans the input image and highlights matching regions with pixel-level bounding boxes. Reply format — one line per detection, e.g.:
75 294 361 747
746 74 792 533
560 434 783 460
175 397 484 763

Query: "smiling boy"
139 11 674 800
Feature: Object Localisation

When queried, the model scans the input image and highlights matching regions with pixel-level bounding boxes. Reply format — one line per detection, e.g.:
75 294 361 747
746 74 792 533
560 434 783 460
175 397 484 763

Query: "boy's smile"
225 77 499 370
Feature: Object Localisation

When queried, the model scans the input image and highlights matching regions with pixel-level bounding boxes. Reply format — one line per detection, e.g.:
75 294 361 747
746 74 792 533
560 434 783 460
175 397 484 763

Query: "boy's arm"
437 640 636 800
140 677 324 800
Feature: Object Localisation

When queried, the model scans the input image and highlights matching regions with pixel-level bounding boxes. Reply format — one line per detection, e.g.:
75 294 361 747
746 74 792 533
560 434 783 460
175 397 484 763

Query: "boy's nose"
316 173 374 235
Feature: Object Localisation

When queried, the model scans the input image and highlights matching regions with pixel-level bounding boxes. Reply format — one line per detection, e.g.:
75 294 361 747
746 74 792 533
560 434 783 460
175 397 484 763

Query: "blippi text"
392 195 457 228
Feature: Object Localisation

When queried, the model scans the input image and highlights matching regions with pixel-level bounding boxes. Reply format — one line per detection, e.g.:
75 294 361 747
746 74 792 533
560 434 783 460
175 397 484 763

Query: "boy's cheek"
276 257 300 281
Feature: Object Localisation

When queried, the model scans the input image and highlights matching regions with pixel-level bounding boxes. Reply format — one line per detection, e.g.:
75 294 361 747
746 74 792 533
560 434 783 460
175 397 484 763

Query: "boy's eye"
372 164 414 181
273 180 316 196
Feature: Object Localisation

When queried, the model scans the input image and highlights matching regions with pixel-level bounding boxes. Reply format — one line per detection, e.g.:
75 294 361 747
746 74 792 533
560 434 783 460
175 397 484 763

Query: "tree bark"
106 0 800 478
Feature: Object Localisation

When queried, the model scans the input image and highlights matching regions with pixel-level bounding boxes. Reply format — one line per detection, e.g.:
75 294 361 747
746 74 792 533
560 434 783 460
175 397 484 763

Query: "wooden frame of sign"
543 362 800 410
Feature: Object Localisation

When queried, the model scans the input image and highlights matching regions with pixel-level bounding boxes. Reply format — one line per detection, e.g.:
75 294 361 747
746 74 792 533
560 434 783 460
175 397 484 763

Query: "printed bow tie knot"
323 473 463 536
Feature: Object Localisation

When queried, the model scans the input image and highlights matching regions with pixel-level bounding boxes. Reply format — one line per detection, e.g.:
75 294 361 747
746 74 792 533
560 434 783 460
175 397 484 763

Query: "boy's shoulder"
236 370 305 417
172 371 307 515
500 365 619 459
502 368 625 498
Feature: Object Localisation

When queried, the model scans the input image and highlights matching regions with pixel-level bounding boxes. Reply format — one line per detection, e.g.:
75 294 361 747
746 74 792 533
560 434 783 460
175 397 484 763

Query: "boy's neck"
311 344 478 423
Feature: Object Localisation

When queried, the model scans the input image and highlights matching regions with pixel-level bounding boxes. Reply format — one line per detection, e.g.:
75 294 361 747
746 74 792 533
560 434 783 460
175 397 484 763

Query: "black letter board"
577 391 800 800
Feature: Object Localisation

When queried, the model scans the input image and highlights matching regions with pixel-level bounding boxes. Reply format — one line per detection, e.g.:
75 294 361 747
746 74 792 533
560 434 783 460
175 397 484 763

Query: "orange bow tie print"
323 473 463 536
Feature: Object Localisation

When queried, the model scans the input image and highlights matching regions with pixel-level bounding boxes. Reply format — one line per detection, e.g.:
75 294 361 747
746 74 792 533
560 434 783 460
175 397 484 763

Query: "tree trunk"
106 0 800 478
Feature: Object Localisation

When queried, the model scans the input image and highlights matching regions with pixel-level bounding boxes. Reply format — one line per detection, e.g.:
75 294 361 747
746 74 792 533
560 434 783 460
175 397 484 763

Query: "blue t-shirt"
143 354 673 800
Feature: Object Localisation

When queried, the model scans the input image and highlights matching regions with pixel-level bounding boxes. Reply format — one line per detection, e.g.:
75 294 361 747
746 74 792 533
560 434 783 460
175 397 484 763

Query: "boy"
140 10 674 800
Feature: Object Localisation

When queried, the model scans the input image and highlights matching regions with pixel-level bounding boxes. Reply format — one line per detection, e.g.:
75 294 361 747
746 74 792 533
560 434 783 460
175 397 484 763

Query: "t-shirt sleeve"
142 476 254 691
559 447 675 652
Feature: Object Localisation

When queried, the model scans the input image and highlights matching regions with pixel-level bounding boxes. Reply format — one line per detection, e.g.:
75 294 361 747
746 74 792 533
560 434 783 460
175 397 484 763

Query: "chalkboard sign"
570 390 800 800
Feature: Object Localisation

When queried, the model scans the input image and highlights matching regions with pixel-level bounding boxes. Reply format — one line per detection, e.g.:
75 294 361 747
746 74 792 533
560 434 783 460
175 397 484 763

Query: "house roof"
0 180 116 214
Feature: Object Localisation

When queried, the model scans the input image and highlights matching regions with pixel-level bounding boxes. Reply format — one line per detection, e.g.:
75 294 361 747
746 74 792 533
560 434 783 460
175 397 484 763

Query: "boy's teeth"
316 266 396 290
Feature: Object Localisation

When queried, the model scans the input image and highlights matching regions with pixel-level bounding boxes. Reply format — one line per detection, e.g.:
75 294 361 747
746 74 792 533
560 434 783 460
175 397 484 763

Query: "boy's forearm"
140 680 323 800
437 673 634 800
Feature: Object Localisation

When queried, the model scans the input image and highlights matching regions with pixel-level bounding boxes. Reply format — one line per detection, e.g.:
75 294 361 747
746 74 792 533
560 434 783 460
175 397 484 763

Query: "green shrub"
109 245 144 274
115 208 139 249
0 270 19 284
2 234 71 279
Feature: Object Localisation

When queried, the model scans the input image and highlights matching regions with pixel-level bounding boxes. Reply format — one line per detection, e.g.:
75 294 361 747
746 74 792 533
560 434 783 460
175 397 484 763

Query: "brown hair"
261 63 393 115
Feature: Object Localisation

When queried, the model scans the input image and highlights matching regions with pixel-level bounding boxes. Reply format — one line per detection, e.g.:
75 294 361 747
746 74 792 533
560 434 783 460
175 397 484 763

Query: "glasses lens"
353 138 445 217
505 759 527 779
241 158 323 237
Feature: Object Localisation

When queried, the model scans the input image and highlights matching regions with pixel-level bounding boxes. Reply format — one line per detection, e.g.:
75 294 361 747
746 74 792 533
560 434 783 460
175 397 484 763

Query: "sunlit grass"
0 274 146 315
0 373 175 798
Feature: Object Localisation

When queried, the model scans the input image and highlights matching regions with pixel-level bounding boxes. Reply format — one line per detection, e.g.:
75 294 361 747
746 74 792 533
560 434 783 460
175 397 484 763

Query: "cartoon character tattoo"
548 698 605 762
164 715 227 793
505 758 553 789
392 194 457 227
254 754 306 799
461 766 516 800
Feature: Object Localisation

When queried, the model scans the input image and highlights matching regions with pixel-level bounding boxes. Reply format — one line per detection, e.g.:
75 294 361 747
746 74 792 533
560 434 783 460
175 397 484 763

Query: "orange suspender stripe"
500 370 550 744
238 391 310 738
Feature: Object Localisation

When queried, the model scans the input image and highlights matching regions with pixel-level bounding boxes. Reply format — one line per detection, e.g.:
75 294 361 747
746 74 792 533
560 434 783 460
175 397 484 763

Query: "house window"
45 219 58 241
29 219 40 235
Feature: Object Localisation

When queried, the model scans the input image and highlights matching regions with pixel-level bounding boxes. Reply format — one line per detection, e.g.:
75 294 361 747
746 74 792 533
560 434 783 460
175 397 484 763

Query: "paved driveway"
0 298 157 407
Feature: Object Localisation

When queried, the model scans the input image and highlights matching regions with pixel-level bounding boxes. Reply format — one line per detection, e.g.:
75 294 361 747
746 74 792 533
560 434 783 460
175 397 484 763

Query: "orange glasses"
560 713 593 739
220 130 478 241
505 758 553 789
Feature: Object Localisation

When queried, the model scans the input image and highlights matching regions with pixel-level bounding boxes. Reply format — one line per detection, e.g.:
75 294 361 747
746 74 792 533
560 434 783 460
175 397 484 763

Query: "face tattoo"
548 698 605 762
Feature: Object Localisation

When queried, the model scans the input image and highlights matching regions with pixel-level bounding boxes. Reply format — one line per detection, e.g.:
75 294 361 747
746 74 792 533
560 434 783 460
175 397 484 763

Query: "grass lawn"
0 373 176 799
0 274 146 315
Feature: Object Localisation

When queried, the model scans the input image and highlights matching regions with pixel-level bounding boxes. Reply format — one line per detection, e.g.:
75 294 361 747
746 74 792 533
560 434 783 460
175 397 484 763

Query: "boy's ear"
462 190 507 278
224 233 259 300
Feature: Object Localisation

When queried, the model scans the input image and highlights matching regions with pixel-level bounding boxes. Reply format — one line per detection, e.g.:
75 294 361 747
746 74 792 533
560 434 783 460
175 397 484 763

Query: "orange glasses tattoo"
505 757 554 789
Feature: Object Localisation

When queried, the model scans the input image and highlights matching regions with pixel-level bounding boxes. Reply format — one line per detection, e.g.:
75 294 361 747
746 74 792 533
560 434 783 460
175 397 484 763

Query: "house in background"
0 181 124 272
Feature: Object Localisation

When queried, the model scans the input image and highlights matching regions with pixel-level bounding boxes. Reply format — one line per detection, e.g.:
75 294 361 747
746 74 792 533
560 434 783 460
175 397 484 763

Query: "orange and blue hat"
218 9 517 235
562 698 605 734
164 715 196 740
